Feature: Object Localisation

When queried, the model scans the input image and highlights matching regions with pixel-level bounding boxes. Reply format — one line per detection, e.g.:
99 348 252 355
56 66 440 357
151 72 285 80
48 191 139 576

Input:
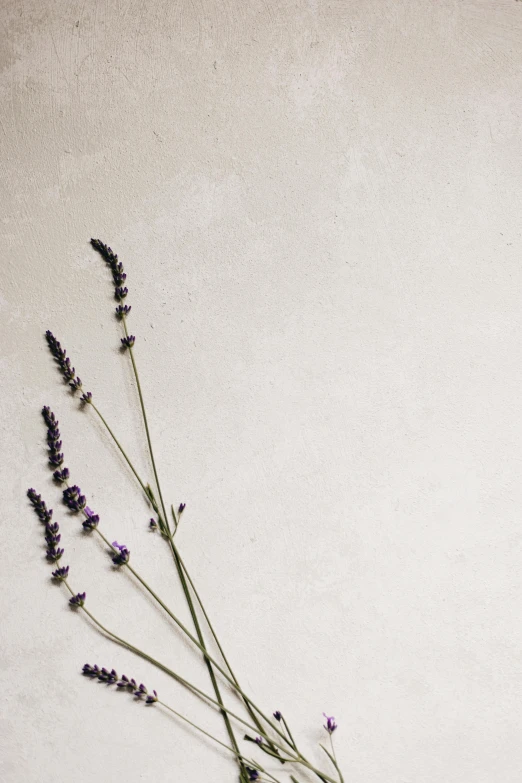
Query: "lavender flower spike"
323 713 337 734
45 331 85 393
42 406 65 468
111 541 130 566
69 592 86 607
28 489 67 564
90 240 132 313
273 710 282 721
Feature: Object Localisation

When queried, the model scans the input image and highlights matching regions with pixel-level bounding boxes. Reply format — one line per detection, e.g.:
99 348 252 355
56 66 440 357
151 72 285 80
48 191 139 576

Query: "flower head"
63 485 87 512
69 592 86 607
120 335 135 349
246 768 260 781
27 488 53 525
323 713 337 734
52 565 70 581
82 663 100 678
53 467 70 483
111 541 130 566
149 518 158 530
81 391 92 404
273 710 282 721
115 304 132 319
178 503 186 515
145 690 158 705
42 406 66 468
28 489 68 565
82 512 99 531
45 332 84 392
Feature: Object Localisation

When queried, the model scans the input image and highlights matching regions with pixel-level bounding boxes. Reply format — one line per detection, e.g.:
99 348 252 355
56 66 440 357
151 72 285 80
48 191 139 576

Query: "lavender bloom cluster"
323 713 337 734
41 407 100 532
42 406 66 474
45 333 92 402
63 485 87 512
111 541 130 566
83 664 158 704
120 335 135 349
27 488 86 608
27 489 64 564
69 592 86 607
45 331 83 392
90 239 132 317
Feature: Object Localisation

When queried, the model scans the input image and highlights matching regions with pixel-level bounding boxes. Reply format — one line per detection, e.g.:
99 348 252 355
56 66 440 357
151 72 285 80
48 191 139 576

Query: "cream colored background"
2 1 522 781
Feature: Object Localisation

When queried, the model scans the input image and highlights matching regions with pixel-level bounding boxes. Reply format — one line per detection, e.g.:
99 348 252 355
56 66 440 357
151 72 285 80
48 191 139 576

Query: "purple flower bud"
52 565 69 581
120 335 135 349
115 304 131 318
82 513 99 531
53 467 70 483
178 503 186 514
115 286 128 300
273 710 282 721
83 664 100 677
323 713 337 734
111 541 130 566
254 736 263 745
246 768 260 781
69 376 82 391
46 546 64 562
149 518 158 530
98 667 118 684
63 485 86 512
145 690 158 704
69 592 86 607
81 391 92 403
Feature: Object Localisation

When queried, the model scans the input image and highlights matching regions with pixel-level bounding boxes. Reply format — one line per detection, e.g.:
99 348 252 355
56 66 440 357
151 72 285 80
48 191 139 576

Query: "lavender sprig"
90 239 132 314
45 331 86 393
83 664 157 703
27 489 65 563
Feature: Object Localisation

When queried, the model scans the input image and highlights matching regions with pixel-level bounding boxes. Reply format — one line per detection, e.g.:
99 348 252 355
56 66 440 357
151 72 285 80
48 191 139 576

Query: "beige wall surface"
1 1 522 781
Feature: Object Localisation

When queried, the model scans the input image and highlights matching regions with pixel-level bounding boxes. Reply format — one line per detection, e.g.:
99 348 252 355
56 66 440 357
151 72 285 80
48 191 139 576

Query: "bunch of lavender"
27 240 344 783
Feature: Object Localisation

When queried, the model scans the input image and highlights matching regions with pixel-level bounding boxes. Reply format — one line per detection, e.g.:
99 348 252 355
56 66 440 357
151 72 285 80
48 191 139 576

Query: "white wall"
2 1 522 781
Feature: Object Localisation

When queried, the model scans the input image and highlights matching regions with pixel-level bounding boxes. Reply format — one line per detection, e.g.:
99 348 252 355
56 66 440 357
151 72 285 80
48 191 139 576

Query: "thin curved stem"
122 317 169 529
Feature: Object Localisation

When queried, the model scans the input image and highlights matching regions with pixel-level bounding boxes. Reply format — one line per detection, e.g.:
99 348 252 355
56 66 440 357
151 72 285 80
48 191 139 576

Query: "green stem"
89 401 151 502
122 317 169 531
169 535 284 755
121 318 247 779
83 398 282 752
282 716 298 751
94 526 278 733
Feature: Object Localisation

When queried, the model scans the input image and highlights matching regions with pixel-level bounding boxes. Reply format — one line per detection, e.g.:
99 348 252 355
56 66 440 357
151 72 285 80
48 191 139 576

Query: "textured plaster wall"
1 1 522 781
